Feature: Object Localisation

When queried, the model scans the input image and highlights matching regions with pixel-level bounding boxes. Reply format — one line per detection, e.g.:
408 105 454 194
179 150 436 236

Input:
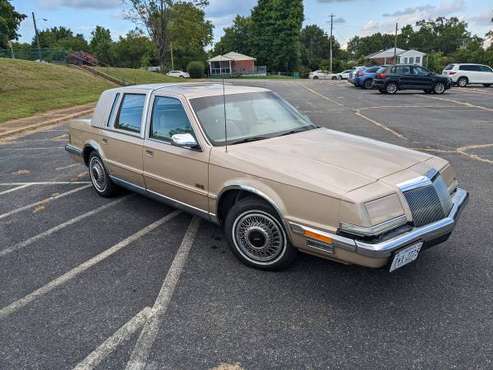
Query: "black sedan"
373 65 451 94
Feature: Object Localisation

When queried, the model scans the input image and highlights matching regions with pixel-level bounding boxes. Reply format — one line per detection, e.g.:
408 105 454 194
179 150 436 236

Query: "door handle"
102 138 108 144
145 149 154 157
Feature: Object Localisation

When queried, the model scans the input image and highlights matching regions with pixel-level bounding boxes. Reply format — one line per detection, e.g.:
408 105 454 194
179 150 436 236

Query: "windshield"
189 92 317 146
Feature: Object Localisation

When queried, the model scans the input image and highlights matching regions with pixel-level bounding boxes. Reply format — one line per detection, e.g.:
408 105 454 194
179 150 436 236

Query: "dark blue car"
353 66 383 89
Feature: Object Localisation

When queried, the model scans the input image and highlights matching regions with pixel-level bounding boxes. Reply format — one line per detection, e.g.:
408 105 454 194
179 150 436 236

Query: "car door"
479 65 493 83
396 66 415 89
143 94 210 215
103 90 147 188
412 66 433 89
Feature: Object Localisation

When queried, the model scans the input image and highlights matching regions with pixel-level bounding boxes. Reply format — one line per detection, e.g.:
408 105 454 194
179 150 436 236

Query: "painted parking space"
0 80 492 369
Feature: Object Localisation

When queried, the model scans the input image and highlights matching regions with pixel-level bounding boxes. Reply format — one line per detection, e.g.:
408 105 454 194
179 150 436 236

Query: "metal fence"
0 48 69 63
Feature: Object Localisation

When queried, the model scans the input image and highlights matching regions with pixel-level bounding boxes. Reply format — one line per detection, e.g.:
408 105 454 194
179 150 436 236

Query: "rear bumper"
289 188 468 266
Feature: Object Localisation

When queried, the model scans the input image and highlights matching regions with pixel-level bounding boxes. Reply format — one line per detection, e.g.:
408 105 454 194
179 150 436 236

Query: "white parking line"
0 184 31 196
0 146 66 151
0 185 91 221
126 217 201 370
0 210 181 320
55 163 81 171
72 307 152 370
0 181 90 186
0 196 130 258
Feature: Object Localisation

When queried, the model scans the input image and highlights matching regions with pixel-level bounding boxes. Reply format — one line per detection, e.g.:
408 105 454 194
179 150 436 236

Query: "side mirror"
171 133 199 149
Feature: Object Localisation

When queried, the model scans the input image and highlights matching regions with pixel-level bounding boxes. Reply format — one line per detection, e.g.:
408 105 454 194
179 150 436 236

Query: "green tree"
0 0 26 49
126 0 208 72
250 0 304 72
112 29 156 68
212 15 253 56
168 2 213 70
90 26 114 65
34 26 89 51
300 25 331 70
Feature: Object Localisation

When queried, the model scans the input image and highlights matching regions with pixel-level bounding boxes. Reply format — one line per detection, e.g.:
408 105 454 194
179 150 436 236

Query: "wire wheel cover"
90 157 107 192
233 212 285 263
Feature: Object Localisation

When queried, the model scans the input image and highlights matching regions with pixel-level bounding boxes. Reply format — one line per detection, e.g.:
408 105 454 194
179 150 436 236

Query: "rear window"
444 64 455 70
114 94 146 133
459 65 480 71
366 67 380 73
479 65 493 72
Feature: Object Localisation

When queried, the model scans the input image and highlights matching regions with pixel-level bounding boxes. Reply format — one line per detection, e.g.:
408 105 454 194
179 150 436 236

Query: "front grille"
403 175 450 226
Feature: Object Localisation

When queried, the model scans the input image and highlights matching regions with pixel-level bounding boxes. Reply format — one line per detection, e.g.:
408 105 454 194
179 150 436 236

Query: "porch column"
229 60 232 75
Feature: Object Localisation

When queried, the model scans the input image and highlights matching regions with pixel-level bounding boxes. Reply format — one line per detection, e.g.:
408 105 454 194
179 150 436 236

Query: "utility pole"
329 13 334 73
8 40 15 59
32 12 42 62
393 22 398 65
170 41 174 71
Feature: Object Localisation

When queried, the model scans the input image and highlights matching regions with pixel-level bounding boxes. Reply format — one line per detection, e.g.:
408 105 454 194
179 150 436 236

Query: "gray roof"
208 51 256 63
366 48 426 59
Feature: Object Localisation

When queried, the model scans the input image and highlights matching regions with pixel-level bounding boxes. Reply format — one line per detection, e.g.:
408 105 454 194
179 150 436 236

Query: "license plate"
389 242 423 272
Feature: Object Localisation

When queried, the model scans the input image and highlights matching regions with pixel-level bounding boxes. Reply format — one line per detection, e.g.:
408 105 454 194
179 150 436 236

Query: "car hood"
217 128 432 196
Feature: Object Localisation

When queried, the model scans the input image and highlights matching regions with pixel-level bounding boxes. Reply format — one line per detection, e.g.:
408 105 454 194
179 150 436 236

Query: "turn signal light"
304 230 333 244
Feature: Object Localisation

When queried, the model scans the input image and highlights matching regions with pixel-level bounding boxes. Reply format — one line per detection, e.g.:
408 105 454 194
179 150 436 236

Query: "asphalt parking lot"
1 80 492 369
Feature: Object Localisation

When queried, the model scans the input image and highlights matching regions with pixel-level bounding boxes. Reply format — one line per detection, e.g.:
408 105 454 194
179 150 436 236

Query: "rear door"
103 90 147 187
142 94 210 215
396 66 415 89
479 65 493 83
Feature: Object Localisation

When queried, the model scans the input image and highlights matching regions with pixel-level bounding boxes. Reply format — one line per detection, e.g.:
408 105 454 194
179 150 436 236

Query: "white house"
366 48 426 66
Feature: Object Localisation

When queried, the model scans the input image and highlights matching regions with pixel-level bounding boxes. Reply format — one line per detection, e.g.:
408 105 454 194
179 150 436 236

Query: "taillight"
449 71 456 75
356 70 363 77
376 73 385 79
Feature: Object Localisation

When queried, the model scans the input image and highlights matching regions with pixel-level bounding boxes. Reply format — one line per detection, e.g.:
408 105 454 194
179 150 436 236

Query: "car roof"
106 83 270 99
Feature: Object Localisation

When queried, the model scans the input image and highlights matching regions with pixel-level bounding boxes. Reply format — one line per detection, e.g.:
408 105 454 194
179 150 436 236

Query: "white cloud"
40 0 121 9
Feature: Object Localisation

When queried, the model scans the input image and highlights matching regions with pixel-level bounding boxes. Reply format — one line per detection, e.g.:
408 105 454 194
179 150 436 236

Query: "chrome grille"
402 174 452 227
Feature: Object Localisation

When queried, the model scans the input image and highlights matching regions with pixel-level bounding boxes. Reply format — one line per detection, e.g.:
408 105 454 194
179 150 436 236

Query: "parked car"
167 70 190 78
374 64 452 94
442 63 493 87
347 66 365 84
65 83 468 271
309 70 338 80
353 66 382 89
336 69 352 80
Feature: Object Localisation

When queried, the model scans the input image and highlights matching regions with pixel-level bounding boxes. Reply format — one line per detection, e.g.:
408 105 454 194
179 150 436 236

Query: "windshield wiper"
229 136 268 145
278 126 316 137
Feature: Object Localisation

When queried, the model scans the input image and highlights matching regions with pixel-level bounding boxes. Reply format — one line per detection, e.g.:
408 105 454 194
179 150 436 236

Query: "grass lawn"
0 58 114 123
94 67 183 85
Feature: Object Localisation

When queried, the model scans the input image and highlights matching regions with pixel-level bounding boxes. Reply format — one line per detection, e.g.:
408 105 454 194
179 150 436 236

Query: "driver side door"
142 95 211 216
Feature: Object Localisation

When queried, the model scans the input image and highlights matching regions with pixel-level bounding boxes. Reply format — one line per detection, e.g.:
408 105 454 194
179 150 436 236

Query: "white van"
442 63 493 87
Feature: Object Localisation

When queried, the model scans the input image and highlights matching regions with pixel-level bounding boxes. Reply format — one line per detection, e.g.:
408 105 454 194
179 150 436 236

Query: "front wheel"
457 77 468 87
433 82 445 94
484 84 491 87
224 197 297 270
378 89 387 94
88 152 118 197
363 79 373 89
424 89 432 94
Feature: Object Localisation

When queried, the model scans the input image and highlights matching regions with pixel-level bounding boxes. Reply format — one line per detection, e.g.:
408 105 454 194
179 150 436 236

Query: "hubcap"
233 211 285 263
387 83 396 93
435 83 444 93
459 79 466 87
90 157 107 192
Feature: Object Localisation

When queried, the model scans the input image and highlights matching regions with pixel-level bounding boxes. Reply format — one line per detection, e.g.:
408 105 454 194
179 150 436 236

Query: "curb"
0 108 94 139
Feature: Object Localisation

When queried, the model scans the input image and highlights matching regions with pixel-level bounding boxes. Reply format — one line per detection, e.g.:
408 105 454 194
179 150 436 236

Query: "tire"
378 89 387 94
484 84 491 87
224 197 297 270
424 89 432 94
337 75 342 80
386 82 398 94
88 152 118 197
433 82 445 94
363 79 373 89
331 76 337 80
313 76 319 80
457 77 468 87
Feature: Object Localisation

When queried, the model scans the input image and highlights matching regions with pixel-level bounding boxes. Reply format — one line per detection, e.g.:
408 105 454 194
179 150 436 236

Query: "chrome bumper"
65 144 82 156
290 188 469 259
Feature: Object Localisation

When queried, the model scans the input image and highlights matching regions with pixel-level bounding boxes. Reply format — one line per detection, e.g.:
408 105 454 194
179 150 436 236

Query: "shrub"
187 61 205 78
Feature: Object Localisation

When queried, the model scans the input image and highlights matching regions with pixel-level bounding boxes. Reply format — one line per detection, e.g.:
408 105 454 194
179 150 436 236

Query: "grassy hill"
0 58 115 123
94 67 183 85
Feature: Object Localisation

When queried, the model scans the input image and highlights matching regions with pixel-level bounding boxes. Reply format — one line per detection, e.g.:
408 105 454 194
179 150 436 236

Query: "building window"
409 57 414 64
404 57 408 64
415 56 420 64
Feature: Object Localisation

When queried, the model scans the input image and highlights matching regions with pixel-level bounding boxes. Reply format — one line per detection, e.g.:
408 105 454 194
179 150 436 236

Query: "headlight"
340 194 407 237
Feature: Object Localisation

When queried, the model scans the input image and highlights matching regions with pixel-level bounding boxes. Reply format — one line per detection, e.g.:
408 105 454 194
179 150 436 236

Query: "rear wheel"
224 197 297 270
378 89 387 94
88 152 117 197
331 76 337 80
363 79 373 89
386 82 398 94
457 77 468 87
313 76 319 80
484 84 491 87
433 82 445 94
424 89 432 94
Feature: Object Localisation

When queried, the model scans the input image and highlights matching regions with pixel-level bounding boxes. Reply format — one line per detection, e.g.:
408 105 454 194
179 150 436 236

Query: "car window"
150 97 193 142
396 66 411 75
107 93 120 127
114 94 146 133
459 65 480 71
366 67 380 73
444 64 455 70
413 66 429 75
479 65 493 72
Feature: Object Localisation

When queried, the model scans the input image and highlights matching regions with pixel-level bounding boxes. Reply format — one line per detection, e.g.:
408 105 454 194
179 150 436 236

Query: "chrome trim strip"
340 214 408 237
65 144 82 156
109 175 217 223
398 175 432 192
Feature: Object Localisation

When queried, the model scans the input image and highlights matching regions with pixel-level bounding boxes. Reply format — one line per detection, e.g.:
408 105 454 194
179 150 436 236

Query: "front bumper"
290 188 468 263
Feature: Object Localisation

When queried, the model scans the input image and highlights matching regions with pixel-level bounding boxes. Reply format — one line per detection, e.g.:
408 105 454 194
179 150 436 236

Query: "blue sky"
12 0 493 49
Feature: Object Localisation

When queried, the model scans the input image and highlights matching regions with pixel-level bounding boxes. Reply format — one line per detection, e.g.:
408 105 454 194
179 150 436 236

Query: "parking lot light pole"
329 13 334 73
32 12 42 62
393 22 398 64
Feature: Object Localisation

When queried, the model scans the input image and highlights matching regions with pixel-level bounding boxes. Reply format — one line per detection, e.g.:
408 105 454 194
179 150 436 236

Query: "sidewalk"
0 103 95 139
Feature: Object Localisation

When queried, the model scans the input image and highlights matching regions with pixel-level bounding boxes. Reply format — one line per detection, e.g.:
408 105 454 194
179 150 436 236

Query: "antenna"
222 76 228 152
